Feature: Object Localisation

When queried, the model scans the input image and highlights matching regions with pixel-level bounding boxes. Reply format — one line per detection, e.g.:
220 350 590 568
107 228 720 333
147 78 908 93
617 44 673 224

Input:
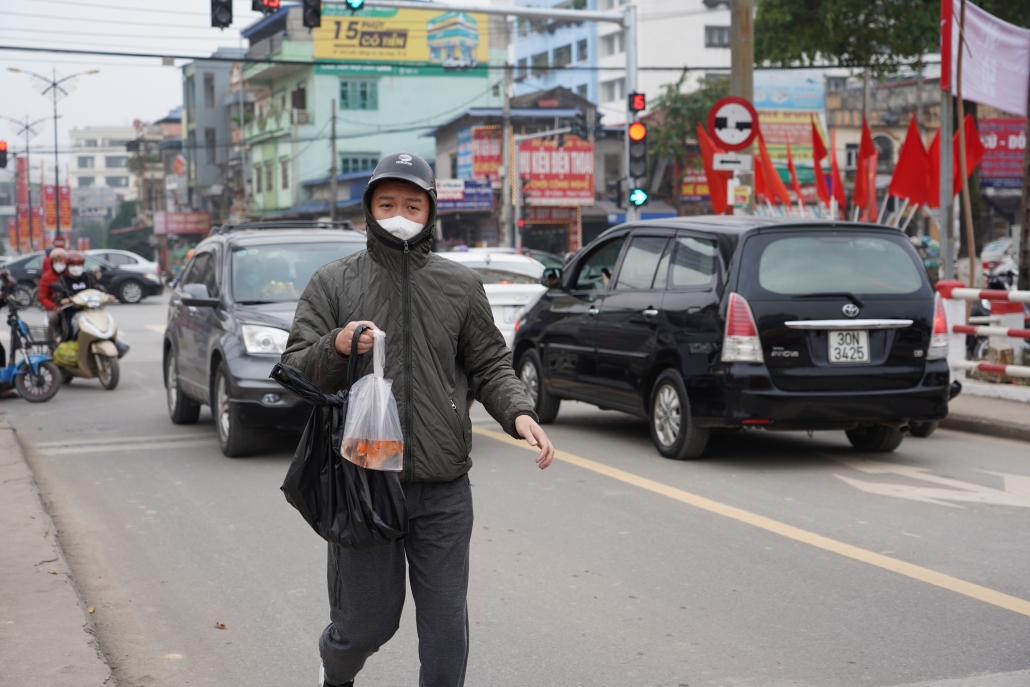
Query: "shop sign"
472 126 502 186
436 179 493 211
979 118 1027 189
456 127 473 179
681 172 710 202
524 206 579 223
153 211 212 236
517 137 594 206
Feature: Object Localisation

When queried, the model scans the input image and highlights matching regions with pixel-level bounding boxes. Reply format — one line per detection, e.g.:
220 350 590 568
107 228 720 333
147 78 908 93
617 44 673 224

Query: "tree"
105 200 152 258
80 219 106 251
647 72 730 214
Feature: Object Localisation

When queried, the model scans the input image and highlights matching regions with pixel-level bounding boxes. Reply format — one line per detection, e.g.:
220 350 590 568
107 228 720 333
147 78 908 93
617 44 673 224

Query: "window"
669 237 718 288
516 58 528 79
231 242 365 304
576 84 589 99
575 237 625 291
205 128 217 165
104 156 127 168
600 31 624 57
105 176 129 187
186 76 196 115
254 164 263 194
291 83 307 110
517 17 529 37
107 139 131 148
826 76 848 92
705 26 731 48
845 143 859 170
105 253 135 265
576 38 588 62
204 73 215 109
553 44 572 69
264 160 274 192
472 269 538 285
874 135 894 173
281 158 290 189
601 78 625 103
184 251 218 297
531 51 549 76
339 155 378 175
78 156 94 169
615 237 669 290
340 80 378 110
82 139 98 147
78 177 95 188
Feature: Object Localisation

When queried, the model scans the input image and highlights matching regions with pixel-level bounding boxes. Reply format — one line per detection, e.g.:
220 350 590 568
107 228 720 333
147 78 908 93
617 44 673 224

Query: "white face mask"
53 262 66 273
68 265 84 277
377 215 425 241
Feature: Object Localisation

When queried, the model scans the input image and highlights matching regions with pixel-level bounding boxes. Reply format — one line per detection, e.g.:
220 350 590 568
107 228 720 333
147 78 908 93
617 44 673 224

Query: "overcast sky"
0 0 491 166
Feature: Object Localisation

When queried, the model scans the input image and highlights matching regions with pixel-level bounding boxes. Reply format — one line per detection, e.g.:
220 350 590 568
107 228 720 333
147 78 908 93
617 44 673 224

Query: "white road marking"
144 324 165 333
33 433 218 456
833 458 1030 508
890 668 1030 686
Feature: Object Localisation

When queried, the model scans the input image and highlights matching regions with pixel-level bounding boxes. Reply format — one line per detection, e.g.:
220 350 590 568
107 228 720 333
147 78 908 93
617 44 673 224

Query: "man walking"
282 152 554 687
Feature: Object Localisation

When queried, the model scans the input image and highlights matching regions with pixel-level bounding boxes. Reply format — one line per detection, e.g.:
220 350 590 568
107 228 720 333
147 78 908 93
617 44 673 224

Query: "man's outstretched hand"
335 321 379 356
515 415 554 469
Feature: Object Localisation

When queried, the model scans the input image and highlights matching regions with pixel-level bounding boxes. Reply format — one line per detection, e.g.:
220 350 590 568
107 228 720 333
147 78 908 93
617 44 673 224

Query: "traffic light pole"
623 4 639 223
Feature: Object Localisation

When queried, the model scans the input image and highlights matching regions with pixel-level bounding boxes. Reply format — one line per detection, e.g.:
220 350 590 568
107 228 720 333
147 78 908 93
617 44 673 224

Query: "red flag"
830 128 846 214
887 115 929 205
757 132 792 206
753 139 768 203
811 117 830 205
853 116 877 213
952 113 986 196
696 124 732 215
786 138 804 205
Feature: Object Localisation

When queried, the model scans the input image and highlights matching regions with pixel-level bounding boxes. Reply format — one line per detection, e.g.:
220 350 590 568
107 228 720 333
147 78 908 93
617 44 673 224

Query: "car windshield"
745 233 926 297
231 241 364 303
473 268 539 285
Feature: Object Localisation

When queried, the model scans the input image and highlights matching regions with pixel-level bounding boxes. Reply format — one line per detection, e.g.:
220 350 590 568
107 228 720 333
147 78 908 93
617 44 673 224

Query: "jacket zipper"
450 398 468 458
403 240 414 482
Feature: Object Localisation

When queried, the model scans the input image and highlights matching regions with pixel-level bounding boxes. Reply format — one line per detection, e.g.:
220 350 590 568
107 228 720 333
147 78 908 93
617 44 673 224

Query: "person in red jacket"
38 248 67 331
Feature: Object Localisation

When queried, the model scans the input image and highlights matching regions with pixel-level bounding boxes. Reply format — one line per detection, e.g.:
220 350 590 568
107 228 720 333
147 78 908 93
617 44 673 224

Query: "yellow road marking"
472 425 1030 619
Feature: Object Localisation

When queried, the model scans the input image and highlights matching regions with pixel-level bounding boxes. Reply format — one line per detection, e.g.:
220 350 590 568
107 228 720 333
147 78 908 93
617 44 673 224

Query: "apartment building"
68 126 135 198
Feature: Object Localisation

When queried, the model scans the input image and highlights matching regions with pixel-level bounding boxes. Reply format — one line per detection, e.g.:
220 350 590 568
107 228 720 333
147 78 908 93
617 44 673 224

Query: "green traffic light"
344 0 365 9
629 188 648 206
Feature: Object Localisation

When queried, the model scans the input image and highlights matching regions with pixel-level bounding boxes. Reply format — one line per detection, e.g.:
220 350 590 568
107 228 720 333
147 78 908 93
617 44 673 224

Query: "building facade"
68 126 135 198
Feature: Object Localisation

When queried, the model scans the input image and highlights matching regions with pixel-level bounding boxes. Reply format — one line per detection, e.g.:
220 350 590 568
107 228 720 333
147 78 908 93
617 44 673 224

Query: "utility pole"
501 63 513 247
730 0 754 214
329 99 337 222
623 3 639 223
1 114 48 252
1018 73 1030 291
940 92 954 280
238 58 249 219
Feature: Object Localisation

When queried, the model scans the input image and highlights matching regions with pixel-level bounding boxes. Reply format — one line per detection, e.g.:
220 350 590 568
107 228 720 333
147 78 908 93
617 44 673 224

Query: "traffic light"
302 0 321 28
252 0 280 15
628 121 647 178
344 0 365 9
211 0 232 28
0 141 7 169
628 92 646 112
570 111 588 141
629 188 649 207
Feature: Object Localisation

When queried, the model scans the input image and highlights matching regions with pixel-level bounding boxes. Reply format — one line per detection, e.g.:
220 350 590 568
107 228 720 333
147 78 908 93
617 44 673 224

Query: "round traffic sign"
707 96 759 152
52 235 67 249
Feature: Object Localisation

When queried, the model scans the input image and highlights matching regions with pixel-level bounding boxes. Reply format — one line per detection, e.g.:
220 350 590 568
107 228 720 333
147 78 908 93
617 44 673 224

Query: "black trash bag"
270 326 407 550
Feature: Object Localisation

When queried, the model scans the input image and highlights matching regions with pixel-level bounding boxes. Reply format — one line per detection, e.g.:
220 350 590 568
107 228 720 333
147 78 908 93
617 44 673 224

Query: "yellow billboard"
314 7 490 70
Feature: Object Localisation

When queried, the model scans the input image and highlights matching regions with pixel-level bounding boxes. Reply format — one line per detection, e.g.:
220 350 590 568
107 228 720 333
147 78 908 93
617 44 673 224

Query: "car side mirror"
181 283 219 307
540 266 563 289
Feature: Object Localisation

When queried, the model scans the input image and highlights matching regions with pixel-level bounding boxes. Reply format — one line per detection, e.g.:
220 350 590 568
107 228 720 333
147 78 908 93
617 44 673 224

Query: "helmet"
365 152 436 195
67 251 86 266
50 248 68 264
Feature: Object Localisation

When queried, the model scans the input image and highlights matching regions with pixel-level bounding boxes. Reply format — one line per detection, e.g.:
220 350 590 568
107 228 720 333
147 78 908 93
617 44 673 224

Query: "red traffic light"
628 122 647 142
629 92 646 112
0 141 7 151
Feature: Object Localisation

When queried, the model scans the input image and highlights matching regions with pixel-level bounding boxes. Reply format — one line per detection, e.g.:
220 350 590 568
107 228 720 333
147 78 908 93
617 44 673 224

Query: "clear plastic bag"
341 330 404 471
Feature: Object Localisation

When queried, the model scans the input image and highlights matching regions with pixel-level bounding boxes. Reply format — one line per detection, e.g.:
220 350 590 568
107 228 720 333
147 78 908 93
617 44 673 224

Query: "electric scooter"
0 273 62 402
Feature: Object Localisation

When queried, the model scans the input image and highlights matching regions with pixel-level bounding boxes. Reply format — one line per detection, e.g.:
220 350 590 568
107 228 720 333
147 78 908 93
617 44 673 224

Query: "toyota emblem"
842 303 860 318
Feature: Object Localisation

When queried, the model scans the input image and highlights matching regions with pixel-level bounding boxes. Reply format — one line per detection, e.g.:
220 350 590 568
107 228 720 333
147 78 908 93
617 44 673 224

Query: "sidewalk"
0 421 115 686
943 381 1030 442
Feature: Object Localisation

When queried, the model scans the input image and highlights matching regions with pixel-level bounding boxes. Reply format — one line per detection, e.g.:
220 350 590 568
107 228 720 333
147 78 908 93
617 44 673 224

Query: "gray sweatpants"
320 474 473 687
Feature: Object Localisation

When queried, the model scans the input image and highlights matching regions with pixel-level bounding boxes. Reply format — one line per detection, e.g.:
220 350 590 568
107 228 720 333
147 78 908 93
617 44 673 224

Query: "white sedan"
437 251 546 349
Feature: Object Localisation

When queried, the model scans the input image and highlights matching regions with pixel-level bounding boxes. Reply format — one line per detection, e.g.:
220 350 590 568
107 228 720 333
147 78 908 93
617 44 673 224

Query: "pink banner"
153 211 212 236
943 0 1030 117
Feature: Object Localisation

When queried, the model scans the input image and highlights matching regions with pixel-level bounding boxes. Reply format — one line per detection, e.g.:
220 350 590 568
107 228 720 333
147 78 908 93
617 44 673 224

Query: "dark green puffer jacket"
281 189 537 483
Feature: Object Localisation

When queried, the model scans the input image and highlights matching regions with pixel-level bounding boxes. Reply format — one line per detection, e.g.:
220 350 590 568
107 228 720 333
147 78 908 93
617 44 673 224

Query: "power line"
0 27 234 41
0 10 220 29
27 0 212 16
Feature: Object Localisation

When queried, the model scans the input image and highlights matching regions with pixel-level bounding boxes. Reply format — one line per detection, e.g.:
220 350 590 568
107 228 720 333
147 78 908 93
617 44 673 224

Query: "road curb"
940 413 1030 444
0 422 116 686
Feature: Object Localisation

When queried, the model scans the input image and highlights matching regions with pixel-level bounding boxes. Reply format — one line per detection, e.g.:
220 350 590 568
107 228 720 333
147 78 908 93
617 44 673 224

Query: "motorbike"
54 288 128 390
966 267 1022 361
0 273 62 402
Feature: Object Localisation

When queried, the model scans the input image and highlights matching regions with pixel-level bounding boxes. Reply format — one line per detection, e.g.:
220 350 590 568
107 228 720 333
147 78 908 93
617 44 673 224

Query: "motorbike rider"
38 247 68 332
53 251 115 341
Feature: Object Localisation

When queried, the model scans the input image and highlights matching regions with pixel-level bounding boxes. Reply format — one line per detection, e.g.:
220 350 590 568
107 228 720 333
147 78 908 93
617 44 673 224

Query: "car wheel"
118 280 144 304
214 363 256 458
16 361 61 403
518 348 560 424
649 369 709 460
96 354 120 390
166 353 200 424
846 425 904 452
908 421 938 438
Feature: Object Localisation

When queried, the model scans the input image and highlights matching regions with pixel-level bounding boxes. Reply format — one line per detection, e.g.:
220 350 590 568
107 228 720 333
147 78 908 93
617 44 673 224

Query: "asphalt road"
2 295 1029 687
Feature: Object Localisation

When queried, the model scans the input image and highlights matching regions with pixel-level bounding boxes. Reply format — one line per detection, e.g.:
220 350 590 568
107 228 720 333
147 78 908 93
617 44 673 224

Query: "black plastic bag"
270 326 407 549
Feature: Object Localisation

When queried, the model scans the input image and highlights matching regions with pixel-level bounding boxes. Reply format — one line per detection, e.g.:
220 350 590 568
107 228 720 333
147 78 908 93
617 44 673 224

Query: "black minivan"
512 217 953 459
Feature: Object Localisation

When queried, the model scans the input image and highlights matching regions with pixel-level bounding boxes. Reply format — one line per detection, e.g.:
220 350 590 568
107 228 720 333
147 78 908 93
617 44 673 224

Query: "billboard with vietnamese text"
517 138 594 206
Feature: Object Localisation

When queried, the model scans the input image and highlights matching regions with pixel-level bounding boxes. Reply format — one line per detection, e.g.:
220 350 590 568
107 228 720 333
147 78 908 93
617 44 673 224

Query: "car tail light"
721 292 764 363
927 293 948 360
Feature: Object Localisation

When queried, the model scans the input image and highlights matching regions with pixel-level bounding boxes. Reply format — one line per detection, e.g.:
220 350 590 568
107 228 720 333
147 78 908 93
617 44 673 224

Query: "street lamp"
8 67 100 241
1 113 53 252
